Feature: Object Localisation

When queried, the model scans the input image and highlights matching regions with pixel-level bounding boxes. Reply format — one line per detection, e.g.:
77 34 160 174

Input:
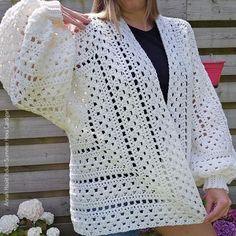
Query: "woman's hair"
91 0 160 34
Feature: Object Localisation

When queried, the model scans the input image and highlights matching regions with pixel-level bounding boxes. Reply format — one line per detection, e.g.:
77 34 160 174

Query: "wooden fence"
0 0 236 235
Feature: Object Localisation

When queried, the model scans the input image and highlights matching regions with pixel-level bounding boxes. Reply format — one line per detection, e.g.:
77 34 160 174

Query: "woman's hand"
203 188 232 223
60 3 92 32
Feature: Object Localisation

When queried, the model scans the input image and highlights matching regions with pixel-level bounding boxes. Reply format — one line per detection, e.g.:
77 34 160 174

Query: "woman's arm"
185 21 236 194
0 0 76 131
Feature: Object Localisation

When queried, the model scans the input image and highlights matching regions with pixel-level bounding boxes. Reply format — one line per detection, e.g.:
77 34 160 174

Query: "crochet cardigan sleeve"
0 0 76 131
186 21 236 194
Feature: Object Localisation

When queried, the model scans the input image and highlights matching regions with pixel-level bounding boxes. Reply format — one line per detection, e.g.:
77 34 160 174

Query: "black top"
128 22 169 104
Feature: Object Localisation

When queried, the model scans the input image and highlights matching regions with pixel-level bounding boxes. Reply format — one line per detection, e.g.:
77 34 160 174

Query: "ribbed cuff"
203 175 229 193
40 0 63 21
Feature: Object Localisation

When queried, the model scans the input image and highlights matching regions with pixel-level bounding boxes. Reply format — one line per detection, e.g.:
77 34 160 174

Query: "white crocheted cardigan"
1 0 236 235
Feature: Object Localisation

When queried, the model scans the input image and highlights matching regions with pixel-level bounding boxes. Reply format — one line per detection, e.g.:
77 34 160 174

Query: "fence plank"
193 27 236 48
158 0 186 19
187 0 236 20
0 143 69 166
75 0 188 19
224 109 236 129
0 117 66 139
217 82 236 103
0 0 11 20
0 170 69 193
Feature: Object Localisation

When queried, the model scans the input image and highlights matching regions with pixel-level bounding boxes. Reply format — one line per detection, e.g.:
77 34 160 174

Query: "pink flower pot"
202 60 225 88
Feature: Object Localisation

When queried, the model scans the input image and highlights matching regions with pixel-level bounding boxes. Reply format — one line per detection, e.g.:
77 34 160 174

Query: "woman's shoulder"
83 12 109 27
160 14 190 26
160 14 192 38
72 13 109 57
159 14 190 30
74 13 108 37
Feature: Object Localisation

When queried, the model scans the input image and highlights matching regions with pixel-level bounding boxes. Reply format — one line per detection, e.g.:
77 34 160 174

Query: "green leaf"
0 233 8 236
17 228 25 236
35 220 47 232
8 230 18 236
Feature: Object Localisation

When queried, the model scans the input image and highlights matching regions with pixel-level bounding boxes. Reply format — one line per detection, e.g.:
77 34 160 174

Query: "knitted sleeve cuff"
40 0 63 21
203 175 229 193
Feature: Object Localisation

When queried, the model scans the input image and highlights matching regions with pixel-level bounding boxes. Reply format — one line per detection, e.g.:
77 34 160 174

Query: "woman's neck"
121 11 154 31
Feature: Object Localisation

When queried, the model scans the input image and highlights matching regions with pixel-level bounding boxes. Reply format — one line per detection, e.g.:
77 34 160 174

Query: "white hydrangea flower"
39 212 54 225
17 199 44 222
0 214 19 234
27 227 42 236
46 227 60 236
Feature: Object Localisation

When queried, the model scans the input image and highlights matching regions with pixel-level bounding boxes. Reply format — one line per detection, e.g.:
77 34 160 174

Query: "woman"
0 0 236 236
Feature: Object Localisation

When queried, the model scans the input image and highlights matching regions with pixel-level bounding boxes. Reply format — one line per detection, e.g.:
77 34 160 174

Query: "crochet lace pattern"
1 0 236 235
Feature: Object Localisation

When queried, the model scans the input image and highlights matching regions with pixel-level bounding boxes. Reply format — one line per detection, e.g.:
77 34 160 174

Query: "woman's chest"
73 20 192 109
68 18 194 158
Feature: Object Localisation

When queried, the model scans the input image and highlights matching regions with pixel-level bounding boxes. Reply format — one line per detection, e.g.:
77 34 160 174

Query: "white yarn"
1 0 236 235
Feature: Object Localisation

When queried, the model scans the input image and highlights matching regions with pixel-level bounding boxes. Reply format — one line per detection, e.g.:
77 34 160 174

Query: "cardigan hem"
71 210 206 236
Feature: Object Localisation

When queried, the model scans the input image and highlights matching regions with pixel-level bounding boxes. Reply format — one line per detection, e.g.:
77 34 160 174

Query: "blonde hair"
91 0 160 34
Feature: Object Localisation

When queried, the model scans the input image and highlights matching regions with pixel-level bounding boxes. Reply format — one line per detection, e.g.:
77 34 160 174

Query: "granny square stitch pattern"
1 1 236 235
